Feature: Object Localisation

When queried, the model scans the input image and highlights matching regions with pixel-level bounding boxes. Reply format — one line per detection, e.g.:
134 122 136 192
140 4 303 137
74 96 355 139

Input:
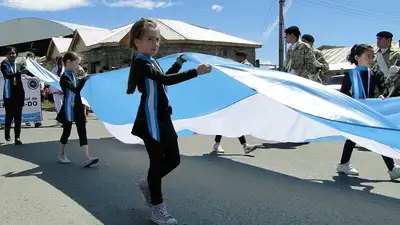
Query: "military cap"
302 34 315 43
376 31 393 38
235 51 247 57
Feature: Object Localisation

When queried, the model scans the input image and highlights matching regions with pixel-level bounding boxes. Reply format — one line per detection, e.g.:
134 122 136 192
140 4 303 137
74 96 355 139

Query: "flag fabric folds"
25 53 400 159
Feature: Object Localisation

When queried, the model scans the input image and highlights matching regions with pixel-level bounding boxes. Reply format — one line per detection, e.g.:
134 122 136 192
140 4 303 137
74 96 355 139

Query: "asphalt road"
0 112 399 225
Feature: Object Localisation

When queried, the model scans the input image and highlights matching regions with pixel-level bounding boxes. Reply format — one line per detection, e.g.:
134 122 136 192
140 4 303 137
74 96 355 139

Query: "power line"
260 0 277 35
331 0 400 18
294 0 400 25
297 0 400 22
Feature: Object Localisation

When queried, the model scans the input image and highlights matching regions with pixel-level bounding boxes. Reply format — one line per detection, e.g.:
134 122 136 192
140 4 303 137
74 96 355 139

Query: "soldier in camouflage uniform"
301 34 329 83
372 31 400 97
284 26 318 81
235 51 254 67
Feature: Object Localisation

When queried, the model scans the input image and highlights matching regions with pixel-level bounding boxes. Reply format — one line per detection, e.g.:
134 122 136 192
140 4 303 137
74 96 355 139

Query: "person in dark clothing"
1 46 34 145
336 44 400 180
126 19 211 225
56 51 98 168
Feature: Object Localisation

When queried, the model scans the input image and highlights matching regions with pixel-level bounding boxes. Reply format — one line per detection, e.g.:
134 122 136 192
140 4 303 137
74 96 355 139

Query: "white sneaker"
336 163 359 175
59 154 71 164
388 165 400 180
151 203 178 225
138 178 152 208
84 157 99 167
212 143 224 153
243 144 256 154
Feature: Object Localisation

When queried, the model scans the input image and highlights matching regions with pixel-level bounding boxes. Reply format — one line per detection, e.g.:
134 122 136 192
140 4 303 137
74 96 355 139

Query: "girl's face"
7 49 17 61
356 48 374 68
135 27 160 57
65 57 81 74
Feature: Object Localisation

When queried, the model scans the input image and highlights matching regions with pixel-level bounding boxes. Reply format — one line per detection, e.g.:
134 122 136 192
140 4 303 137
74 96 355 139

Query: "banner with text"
0 76 42 123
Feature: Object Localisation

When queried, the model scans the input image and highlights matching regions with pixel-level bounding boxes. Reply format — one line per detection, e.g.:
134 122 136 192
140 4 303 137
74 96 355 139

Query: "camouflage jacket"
372 48 400 96
314 48 329 73
285 41 317 80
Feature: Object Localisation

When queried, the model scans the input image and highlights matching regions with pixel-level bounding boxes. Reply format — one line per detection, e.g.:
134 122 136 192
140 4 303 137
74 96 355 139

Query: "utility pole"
278 0 285 71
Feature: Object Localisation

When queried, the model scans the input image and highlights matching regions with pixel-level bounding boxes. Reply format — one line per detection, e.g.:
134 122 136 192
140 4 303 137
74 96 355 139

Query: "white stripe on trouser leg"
147 79 159 141
351 69 360 99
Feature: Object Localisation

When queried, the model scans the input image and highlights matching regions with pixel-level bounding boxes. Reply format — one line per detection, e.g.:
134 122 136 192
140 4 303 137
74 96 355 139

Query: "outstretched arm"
60 77 87 94
136 61 198 86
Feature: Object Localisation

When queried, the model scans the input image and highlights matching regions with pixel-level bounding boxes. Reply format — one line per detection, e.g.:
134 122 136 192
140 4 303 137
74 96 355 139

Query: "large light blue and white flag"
26 53 400 159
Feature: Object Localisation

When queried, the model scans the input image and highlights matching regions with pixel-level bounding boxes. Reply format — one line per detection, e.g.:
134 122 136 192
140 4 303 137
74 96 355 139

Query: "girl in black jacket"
1 46 34 145
56 51 98 168
126 19 211 225
336 44 400 180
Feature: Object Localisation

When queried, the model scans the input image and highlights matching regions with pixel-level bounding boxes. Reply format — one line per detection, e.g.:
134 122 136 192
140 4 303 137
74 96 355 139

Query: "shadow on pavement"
1 138 400 225
261 142 309 149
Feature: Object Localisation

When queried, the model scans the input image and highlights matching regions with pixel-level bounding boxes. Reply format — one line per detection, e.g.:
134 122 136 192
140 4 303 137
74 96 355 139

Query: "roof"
51 37 72 53
98 24 133 44
0 17 105 47
155 18 262 47
320 42 400 65
75 28 114 46
51 20 106 31
84 18 263 50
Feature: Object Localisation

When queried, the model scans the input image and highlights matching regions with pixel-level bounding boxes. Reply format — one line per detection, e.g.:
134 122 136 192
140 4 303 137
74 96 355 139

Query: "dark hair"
347 44 373 65
127 18 158 94
284 26 301 39
62 51 80 65
6 46 18 55
56 56 64 77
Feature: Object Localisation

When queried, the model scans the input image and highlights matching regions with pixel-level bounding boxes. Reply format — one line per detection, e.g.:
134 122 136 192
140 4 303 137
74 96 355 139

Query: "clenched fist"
196 64 212 75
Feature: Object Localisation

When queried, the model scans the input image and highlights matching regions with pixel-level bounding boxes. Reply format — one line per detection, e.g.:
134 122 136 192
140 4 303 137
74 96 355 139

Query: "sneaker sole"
84 158 99 168
337 171 359 176
245 146 257 154
151 218 178 225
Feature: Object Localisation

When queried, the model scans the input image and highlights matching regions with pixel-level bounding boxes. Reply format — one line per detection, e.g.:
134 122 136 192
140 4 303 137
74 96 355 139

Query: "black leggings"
4 100 23 139
215 135 246 145
60 121 88 146
340 140 395 171
144 137 181 206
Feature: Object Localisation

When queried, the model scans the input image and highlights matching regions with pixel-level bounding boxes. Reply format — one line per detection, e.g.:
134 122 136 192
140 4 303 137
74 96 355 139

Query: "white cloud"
211 4 223 12
0 0 91 11
104 0 177 10
262 0 293 40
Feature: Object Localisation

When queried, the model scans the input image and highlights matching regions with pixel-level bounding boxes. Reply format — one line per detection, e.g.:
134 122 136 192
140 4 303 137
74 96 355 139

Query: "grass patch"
42 100 55 111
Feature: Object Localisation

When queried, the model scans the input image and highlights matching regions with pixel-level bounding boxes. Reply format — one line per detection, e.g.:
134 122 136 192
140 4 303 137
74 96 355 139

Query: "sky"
1 0 400 65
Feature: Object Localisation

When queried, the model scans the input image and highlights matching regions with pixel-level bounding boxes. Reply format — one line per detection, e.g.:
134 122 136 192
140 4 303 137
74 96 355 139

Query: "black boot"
4 128 11 142
15 138 22 145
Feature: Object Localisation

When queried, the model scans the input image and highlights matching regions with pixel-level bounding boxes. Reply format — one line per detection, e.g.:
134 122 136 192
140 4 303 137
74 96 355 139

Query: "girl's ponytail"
126 50 137 94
